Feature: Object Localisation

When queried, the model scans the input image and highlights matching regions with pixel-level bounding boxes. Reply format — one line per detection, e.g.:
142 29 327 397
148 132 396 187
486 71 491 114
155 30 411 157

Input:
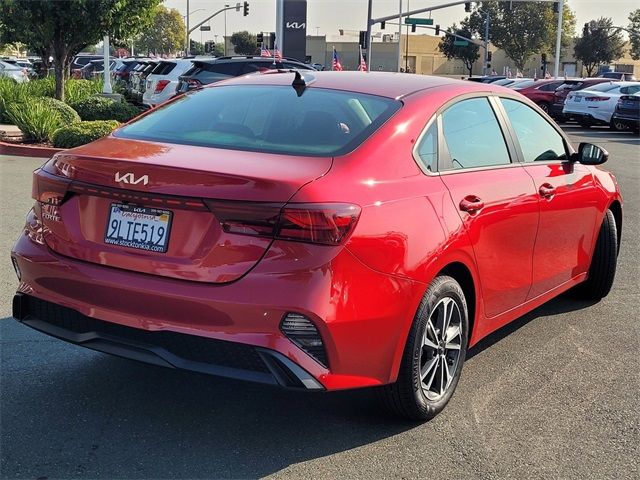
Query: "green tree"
0 0 159 101
628 9 640 60
574 18 625 76
230 31 257 55
136 6 185 56
190 39 205 55
438 22 480 77
469 2 575 71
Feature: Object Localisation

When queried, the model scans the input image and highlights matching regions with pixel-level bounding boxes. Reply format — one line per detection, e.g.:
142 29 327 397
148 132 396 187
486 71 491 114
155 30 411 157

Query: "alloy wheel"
419 296 463 401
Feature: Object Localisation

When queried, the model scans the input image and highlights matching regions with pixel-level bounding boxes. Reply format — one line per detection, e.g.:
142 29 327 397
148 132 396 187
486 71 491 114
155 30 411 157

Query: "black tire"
581 209 618 299
378 275 469 421
538 102 550 115
610 119 628 131
578 119 592 128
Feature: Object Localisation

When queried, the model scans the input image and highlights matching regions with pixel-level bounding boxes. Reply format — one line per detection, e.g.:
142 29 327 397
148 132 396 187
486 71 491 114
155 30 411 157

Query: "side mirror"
571 142 608 165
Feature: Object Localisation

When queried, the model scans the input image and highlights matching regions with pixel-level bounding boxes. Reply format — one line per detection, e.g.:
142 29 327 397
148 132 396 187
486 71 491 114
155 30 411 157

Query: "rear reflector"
280 313 328 368
205 201 360 245
154 79 171 93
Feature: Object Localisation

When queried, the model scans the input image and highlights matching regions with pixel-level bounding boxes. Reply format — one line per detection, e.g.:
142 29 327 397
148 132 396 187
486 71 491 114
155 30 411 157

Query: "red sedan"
11 72 622 420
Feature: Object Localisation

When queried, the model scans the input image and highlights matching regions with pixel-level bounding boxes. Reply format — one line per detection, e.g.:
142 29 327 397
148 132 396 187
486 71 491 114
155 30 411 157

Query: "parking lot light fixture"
102 35 112 94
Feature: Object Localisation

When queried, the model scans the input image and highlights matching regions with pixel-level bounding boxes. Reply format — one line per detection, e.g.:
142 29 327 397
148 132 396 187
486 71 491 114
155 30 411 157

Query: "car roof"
197 55 308 65
216 71 509 99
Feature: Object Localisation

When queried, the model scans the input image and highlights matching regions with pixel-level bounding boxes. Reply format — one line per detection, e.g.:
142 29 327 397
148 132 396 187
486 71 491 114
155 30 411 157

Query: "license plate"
104 204 172 253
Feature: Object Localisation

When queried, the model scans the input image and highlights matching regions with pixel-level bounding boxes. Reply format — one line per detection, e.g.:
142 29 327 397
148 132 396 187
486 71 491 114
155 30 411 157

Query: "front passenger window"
500 98 567 162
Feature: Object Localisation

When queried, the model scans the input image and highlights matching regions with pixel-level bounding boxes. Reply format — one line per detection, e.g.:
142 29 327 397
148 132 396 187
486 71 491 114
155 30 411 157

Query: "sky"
165 0 638 44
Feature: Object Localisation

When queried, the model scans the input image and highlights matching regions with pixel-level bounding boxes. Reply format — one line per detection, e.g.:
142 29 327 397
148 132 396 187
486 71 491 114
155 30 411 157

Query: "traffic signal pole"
553 0 564 78
483 11 490 75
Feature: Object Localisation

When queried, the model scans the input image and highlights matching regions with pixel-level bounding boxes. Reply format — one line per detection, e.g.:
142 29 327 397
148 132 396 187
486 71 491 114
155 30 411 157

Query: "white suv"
142 59 194 108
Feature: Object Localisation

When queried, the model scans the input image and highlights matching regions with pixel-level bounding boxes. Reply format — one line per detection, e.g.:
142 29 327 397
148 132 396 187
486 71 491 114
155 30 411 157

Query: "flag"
274 43 283 61
332 47 343 71
260 46 272 57
357 46 368 72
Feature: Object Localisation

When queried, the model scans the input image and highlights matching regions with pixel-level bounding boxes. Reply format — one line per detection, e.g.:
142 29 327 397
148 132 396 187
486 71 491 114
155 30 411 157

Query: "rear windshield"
151 61 176 75
115 85 401 156
584 82 619 92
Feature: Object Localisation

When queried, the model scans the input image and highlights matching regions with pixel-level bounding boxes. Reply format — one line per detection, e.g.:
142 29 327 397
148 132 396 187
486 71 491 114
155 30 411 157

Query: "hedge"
34 97 81 125
70 96 140 123
51 120 120 148
5 100 64 143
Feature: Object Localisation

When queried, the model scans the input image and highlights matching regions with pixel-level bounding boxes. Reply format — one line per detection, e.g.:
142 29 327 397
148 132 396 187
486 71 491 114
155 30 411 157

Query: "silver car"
0 60 29 83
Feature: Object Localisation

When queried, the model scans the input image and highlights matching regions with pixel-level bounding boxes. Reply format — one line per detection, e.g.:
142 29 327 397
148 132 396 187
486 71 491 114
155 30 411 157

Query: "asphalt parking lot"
0 126 638 479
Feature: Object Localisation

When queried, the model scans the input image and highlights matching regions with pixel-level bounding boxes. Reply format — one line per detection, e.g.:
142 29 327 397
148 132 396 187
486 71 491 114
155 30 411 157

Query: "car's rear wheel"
578 117 592 128
580 209 618 299
378 275 469 421
537 102 550 114
610 119 628 131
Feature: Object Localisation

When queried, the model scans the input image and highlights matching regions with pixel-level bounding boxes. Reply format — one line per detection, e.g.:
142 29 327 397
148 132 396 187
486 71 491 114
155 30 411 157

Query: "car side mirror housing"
571 142 608 165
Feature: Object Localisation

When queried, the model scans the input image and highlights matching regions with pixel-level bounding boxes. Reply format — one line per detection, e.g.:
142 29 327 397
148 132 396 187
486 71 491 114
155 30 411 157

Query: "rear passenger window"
415 122 437 172
500 99 567 162
441 98 511 170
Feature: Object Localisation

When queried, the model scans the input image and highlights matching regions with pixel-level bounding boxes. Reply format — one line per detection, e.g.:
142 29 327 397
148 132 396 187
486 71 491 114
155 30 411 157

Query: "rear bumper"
11 230 423 390
13 293 323 390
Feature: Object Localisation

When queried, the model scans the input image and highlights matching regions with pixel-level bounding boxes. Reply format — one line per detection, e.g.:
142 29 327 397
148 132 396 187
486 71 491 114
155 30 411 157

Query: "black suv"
176 56 315 93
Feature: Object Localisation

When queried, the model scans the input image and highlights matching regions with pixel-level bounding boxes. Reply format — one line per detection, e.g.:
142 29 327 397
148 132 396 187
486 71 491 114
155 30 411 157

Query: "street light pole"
553 0 564 78
224 5 229 55
397 0 402 72
483 11 490 75
186 0 190 55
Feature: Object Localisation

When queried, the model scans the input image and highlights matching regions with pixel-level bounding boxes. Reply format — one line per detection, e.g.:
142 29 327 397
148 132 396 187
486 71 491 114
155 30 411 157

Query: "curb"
0 140 62 158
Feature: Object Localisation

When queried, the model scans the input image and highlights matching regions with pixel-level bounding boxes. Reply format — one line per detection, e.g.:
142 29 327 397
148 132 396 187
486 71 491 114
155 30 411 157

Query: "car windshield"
115 85 401 156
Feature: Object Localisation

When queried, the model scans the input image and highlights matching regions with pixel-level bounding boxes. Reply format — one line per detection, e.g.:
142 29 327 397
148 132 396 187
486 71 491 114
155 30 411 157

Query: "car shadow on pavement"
467 290 598 360
0 316 416 479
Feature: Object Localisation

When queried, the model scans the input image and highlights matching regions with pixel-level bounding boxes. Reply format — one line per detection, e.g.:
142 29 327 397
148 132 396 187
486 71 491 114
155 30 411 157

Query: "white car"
563 81 640 128
0 60 29 83
142 59 194 107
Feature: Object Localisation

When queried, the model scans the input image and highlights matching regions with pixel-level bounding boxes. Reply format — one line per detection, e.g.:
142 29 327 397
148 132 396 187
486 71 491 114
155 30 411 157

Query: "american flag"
332 47 343 71
274 43 283 61
357 46 368 72
260 46 272 57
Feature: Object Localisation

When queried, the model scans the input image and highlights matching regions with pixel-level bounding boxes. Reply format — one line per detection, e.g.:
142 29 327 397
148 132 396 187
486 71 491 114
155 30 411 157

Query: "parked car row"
472 75 640 131
113 55 315 108
0 59 29 83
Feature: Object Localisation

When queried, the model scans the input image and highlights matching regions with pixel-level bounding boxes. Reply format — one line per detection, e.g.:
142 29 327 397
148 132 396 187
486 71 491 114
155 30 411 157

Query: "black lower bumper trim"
12 293 324 390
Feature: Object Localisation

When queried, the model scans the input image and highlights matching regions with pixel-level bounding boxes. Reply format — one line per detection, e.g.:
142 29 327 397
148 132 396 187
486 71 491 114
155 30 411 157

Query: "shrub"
0 77 29 122
34 97 81 124
70 95 140 122
65 79 102 104
51 120 120 148
5 100 63 143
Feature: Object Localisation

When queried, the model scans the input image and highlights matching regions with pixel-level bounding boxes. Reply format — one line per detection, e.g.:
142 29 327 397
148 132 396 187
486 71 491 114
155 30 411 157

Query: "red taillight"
204 201 361 245
585 96 610 102
154 79 171 93
32 169 72 206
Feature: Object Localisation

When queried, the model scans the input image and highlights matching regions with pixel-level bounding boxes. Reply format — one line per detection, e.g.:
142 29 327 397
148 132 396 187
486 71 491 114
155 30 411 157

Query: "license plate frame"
104 203 173 253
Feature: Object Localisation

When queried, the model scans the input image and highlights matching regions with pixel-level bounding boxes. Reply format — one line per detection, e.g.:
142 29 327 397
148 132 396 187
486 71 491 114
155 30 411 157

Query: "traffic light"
359 30 366 48
381 21 386 30
269 32 276 49
243 1 249 16
553 1 559 13
464 2 472 12
204 41 215 54
411 24 416 33
256 32 263 44
487 51 492 61
435 24 440 35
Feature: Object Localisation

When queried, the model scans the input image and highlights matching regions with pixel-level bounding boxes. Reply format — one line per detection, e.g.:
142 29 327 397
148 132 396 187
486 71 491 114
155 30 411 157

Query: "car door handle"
459 196 484 214
539 183 556 199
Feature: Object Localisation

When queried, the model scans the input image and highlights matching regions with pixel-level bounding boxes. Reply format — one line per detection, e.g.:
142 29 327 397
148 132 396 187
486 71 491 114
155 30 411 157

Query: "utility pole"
397 0 403 72
483 10 490 75
186 0 190 55
553 0 564 78
366 0 373 71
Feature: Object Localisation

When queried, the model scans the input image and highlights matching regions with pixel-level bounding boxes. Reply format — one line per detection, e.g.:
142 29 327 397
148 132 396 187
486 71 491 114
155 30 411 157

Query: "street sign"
405 18 434 26
200 25 211 31
453 40 469 46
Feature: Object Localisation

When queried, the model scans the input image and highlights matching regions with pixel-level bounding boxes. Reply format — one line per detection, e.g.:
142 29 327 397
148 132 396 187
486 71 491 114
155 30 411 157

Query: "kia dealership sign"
276 0 307 61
